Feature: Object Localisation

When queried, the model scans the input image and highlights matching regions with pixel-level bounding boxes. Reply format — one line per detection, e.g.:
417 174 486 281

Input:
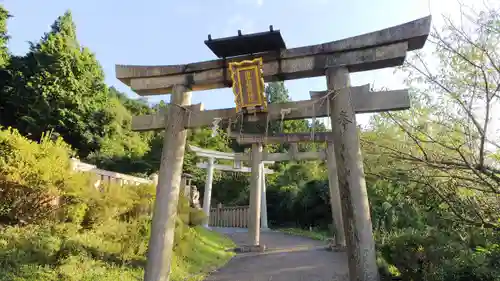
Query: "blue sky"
3 0 453 125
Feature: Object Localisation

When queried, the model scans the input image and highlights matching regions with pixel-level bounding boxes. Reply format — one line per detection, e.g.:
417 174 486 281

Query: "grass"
0 223 235 281
277 227 329 241
170 226 235 281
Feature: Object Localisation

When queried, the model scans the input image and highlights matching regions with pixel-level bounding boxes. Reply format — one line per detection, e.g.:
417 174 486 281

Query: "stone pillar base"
234 244 266 253
326 238 346 252
326 245 347 252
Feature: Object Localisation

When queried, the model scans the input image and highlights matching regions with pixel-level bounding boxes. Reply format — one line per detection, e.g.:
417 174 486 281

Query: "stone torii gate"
116 15 430 281
232 137 347 246
188 145 274 229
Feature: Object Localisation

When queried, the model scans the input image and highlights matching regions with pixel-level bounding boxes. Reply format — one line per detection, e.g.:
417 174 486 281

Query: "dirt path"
205 228 349 281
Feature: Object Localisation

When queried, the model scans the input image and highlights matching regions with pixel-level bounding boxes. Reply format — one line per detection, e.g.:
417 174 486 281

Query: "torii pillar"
260 162 269 230
145 86 191 281
249 143 263 247
202 157 215 228
326 143 346 248
327 67 378 280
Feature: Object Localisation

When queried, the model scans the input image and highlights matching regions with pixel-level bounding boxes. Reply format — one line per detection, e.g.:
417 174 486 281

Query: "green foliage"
0 221 235 281
177 191 191 226
1 3 499 280
266 184 299 227
0 10 154 166
0 128 74 225
0 11 112 157
170 226 235 281
358 6 500 280
189 208 208 227
0 119 227 278
0 128 234 280
264 82 327 154
85 87 156 175
277 228 328 241
292 180 332 228
377 228 500 281
0 5 10 67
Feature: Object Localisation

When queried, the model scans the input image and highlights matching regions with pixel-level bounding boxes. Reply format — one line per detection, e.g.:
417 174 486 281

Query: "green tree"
363 5 500 228
0 11 115 157
360 5 500 280
263 82 327 155
0 5 10 67
85 87 156 175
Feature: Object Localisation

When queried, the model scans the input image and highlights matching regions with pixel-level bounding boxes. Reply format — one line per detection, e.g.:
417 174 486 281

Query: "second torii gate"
189 145 274 229
231 139 348 247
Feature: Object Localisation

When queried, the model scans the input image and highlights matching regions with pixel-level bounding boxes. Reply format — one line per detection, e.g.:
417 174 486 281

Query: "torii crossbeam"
131 84 409 131
117 17 430 94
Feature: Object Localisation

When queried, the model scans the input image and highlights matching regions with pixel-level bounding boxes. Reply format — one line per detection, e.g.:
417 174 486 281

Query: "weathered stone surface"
326 143 346 249
131 87 410 131
235 150 327 162
326 238 347 252
144 86 191 281
327 67 379 281
248 143 263 246
234 244 267 253
122 42 408 94
196 162 274 173
190 186 202 209
232 132 333 145
116 16 431 83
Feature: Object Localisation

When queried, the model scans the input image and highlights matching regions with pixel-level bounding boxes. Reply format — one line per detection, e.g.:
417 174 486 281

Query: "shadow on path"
205 228 349 281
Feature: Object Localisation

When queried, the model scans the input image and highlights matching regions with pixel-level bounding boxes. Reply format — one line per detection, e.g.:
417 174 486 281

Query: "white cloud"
256 0 264 7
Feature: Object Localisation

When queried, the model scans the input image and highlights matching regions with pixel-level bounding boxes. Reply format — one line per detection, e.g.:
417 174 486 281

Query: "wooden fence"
209 205 250 228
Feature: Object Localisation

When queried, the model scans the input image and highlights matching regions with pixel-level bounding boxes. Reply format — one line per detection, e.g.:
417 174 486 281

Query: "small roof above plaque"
205 25 286 58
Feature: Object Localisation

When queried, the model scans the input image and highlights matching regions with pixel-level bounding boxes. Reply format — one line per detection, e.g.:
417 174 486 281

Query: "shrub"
189 208 207 226
0 128 235 280
177 191 191 225
0 128 76 225
81 182 137 226
266 184 299 227
377 228 500 281
292 180 331 230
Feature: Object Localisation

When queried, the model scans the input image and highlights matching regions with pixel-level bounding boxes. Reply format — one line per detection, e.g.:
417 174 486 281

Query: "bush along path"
0 128 235 281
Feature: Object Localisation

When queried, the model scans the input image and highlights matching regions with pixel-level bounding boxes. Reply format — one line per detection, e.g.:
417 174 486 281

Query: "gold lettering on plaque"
228 57 267 113
245 71 254 103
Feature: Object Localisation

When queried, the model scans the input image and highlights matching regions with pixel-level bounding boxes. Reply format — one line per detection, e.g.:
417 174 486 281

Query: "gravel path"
204 228 349 281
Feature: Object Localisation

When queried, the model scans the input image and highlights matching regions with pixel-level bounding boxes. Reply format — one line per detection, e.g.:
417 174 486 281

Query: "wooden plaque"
229 57 267 113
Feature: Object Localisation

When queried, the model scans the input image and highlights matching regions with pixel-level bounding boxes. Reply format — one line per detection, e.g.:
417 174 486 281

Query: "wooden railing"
209 205 250 228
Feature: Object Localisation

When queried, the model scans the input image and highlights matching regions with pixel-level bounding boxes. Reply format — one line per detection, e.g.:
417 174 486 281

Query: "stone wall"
70 158 154 188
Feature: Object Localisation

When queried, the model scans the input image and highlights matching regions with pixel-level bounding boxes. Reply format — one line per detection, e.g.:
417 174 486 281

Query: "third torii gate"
188 145 274 229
